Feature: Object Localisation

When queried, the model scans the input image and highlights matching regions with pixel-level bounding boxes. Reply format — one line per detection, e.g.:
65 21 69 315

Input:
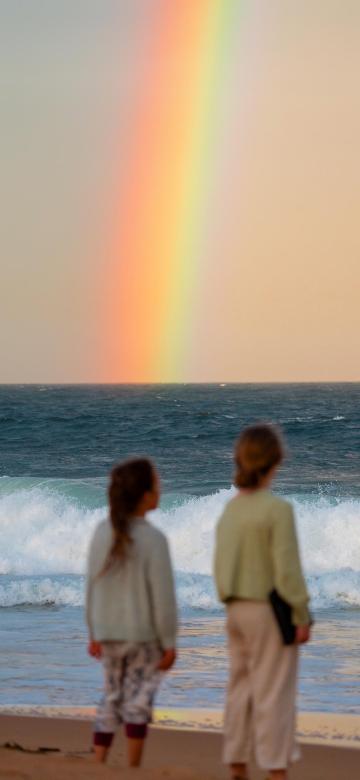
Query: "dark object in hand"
269 589 296 645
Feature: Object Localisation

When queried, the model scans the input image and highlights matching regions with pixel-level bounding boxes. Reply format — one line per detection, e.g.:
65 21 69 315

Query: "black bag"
269 589 296 645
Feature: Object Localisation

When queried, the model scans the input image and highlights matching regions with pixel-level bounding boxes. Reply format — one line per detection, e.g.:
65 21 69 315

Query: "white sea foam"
0 482 359 610
0 483 103 576
0 577 83 608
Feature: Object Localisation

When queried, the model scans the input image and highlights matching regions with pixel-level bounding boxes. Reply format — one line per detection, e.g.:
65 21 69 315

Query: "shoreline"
0 705 359 749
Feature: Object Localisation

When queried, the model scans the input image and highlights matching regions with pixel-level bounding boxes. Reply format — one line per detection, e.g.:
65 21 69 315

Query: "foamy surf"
0 479 359 610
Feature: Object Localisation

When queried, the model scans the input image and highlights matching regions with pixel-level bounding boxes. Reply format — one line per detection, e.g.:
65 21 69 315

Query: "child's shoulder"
138 519 167 543
219 494 240 518
267 493 293 522
91 518 111 544
269 493 291 510
219 490 290 518
133 520 170 554
216 496 238 530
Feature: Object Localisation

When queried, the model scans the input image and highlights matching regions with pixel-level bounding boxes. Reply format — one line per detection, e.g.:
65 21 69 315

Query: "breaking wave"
0 478 359 610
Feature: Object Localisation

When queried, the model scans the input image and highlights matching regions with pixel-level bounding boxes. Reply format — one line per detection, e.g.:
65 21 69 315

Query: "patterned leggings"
94 641 162 746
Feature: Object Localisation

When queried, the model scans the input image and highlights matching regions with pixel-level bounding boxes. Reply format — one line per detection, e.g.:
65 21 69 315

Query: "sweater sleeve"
271 502 310 625
85 530 98 640
147 533 178 649
85 576 94 640
214 513 239 602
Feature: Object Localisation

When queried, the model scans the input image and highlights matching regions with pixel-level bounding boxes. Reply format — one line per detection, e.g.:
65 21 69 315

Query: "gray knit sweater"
85 517 177 649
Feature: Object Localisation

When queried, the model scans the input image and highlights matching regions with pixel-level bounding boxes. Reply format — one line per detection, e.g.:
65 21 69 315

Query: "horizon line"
0 380 359 387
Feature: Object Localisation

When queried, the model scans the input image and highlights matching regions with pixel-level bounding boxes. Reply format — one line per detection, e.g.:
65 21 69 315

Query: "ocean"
0 383 359 714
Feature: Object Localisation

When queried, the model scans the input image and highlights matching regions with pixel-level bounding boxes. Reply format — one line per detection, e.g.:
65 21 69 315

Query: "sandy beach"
0 711 359 779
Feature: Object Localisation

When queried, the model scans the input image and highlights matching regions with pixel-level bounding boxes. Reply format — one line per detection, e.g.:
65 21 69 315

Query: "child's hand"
88 640 102 659
158 648 176 671
295 625 311 644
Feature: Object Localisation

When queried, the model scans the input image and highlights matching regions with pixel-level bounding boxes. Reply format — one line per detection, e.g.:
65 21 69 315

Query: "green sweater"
214 490 310 625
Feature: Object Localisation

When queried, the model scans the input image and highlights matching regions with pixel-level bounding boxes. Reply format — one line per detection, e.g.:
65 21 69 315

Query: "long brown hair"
234 424 283 489
102 458 155 573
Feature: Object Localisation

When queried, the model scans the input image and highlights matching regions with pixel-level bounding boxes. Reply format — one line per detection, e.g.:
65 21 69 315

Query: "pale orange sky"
1 1 359 382
187 1 360 382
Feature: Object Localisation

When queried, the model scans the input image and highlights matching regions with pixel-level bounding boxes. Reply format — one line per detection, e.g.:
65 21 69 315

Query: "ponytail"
101 458 154 574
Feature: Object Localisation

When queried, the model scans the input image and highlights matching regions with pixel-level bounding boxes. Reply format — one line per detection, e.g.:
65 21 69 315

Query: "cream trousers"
224 600 300 771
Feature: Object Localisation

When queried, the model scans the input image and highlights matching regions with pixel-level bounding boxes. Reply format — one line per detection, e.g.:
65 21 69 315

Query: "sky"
1 1 359 383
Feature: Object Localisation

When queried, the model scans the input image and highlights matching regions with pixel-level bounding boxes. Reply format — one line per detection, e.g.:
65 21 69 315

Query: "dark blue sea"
0 384 359 713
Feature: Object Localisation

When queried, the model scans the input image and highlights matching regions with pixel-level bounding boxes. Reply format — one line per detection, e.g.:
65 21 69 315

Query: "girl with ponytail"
86 458 177 768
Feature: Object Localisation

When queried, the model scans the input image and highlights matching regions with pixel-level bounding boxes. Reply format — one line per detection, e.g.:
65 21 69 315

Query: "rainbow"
102 1 243 382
